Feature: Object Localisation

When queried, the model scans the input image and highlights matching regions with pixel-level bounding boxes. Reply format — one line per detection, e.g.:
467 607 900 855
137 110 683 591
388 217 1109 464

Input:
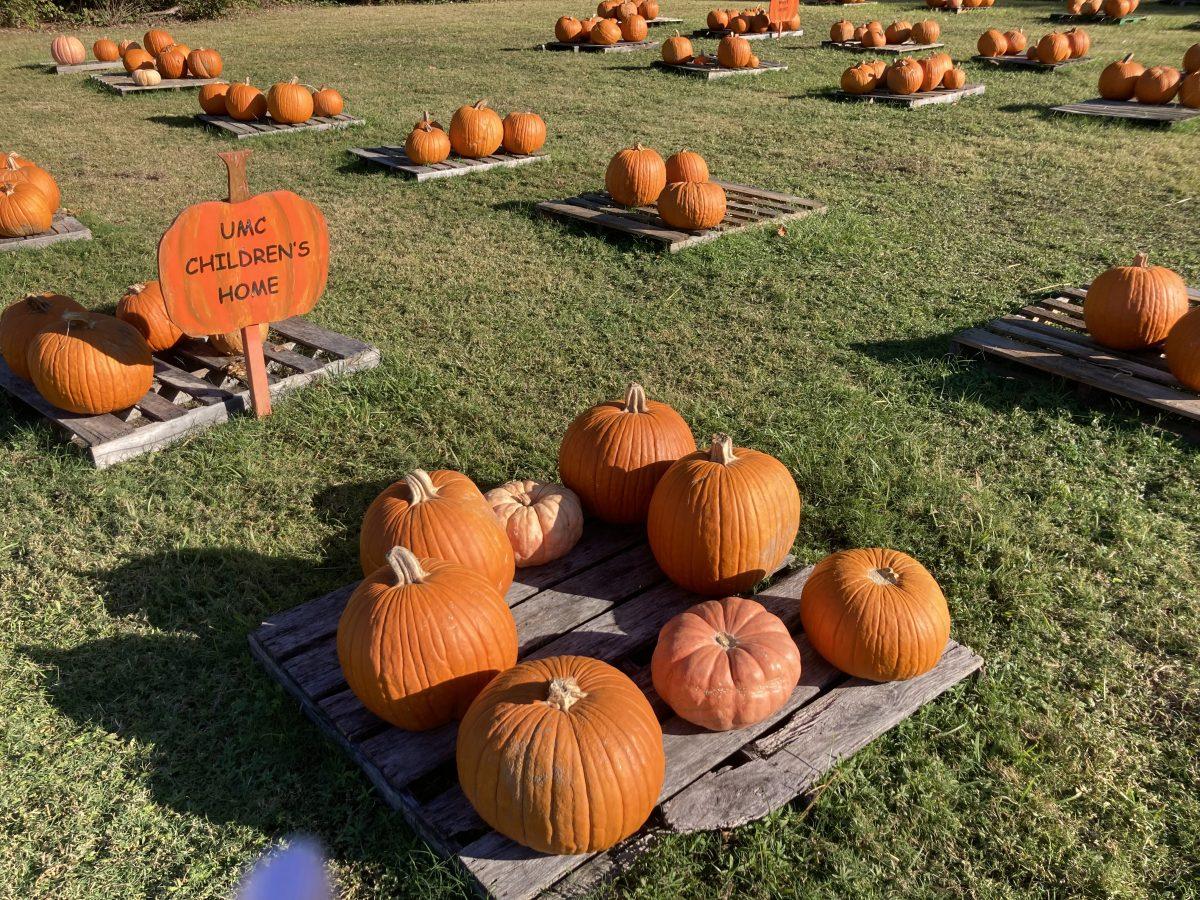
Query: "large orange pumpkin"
1084 253 1189 350
1064 27 1090 59
156 46 188 79
143 28 174 55
406 112 452 165
801 548 951 682
1185 43 1200 74
652 596 802 731
657 181 727 230
841 62 879 94
1003 29 1027 55
27 310 153 414
0 182 52 238
359 468 515 593
267 76 315 124
457 655 665 855
501 111 546 155
977 29 1008 58
311 86 344 117
556 15 585 41
647 434 801 595
449 100 504 158
93 38 120 62
485 480 584 567
1037 32 1071 65
122 47 155 73
912 20 940 44
620 13 649 41
920 51 952 91
116 281 182 352
186 47 223 78
0 292 85 379
886 57 925 95
830 19 855 42
665 150 709 183
605 144 667 207
1134 66 1181 104
591 17 623 44
1181 71 1200 109
224 78 267 121
558 382 696 523
1165 307 1200 391
2 154 60 212
337 547 518 731
717 34 753 68
662 31 694 64
51 35 86 65
1099 53 1144 100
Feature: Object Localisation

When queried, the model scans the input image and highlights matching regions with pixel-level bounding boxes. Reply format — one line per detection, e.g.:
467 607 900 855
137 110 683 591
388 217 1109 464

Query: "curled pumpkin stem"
386 546 429 585
403 469 440 504
546 676 587 711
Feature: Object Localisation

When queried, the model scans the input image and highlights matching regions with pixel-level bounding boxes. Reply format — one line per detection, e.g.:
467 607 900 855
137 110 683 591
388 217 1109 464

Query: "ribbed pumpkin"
0 182 52 238
0 293 85 379
920 52 952 91
652 597 802 731
449 100 504 158
165 42 191 60
206 322 268 355
337 547 518 731
116 281 181 352
605 144 666 207
485 480 584 567
155 46 187 79
1084 253 1188 350
122 48 155 73
886 57 925 94
860 26 886 49
501 111 546 155
267 77 314 124
621 13 649 41
800 548 951 682
942 65 967 89
143 28 174 55
885 20 912 44
665 150 709 183
1003 29 1027 55
2 154 60 212
729 15 749 33
1186 43 1200 74
457 655 665 855
830 19 854 42
657 181 727 230
27 311 153 414
118 39 139 54
1134 66 1181 104
50 36 86 65
598 0 622 16
1064 27 1089 59
591 17 623 44
841 62 878 94
977 29 1008 58
911 20 940 44
186 47 223 78
359 469 515 593
1165 307 1200 391
1181 71 1200 108
198 82 230 115
662 31 694 64
708 9 731 29
647 434 802 596
639 0 659 19
1037 32 1071 65
1104 0 1132 15
131 68 161 87
1099 53 1144 100
558 382 696 523
616 0 639 20
717 34 753 68
405 112 452 165
93 38 120 62
556 16 585 41
224 78 267 121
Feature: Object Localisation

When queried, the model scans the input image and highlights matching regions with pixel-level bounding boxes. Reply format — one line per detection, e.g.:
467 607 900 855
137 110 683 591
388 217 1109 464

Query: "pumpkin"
708 9 731 29
942 65 967 89
1037 32 1071 65
50 36 86 66
556 16 584 41
920 52 952 91
830 19 855 42
615 0 638 19
1026 46 1039 60
665 150 709 183
93 38 120 62
116 281 181 352
1099 53 1144 100
800 548 951 682
729 15 749 33
456 655 665 855
605 143 667 207
189 84 229 119
886 57 925 94
1181 71 1200 108
224 78 267 121
1066 0 1084 11
1003 29 1027 55
591 17 623 44
782 13 801 31
1103 0 1132 15
861 26 886 49
657 181 727 230
868 58 886 80
977 29 1008 58
1165 307 1200 391
142 28 173 55
27 311 153 414
338 547 518 731
1081 0 1102 11
662 31 693 64
0 182 52 238
652 597 802 731
945 0 963 9
122 48 155 73
911 20 940 44
885 20 912 44
155 46 187 79
2 154 59 212
1185 43 1200 74
598 0 622 15
1064 27 1089 59
559 381 695 523
1084 253 1188 350
117 40 138 54
747 10 769 32
485 480 584 567
1135 66 1181 104
646 434 801 596
359 469 515 592
186 47 223 78
205 322 268 355
131 68 161 87
0 293 85 379
502 111 546 155
165 42 191 59
267 77 314 124
450 100 504 158
841 62 879 94
852 25 867 43
406 111 452 165
717 34 753 68
639 0 660 18
620 13 649 41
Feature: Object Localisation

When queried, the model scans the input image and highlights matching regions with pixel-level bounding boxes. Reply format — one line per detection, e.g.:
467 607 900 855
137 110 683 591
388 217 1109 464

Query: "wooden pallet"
249 523 983 900
50 59 123 74
348 146 549 182
930 4 987 11
90 72 223 94
653 59 787 79
0 214 91 254
690 27 804 39
821 39 945 54
0 318 380 467
950 284 1200 438
1049 11 1148 22
1051 97 1200 126
196 113 364 139
540 39 660 52
972 53 1092 70
806 0 877 5
645 16 685 25
837 83 985 107
537 180 825 252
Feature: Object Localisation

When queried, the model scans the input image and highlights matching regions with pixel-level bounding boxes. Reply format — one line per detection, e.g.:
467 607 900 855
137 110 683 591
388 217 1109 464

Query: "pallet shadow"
148 114 202 130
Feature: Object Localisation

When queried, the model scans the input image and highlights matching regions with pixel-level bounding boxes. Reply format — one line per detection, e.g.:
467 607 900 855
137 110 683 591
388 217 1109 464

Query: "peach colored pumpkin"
485 480 584 568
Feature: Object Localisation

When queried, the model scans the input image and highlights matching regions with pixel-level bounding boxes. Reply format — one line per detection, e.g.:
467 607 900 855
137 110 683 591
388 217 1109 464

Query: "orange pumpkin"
708 9 731 29
116 281 181 352
1003 29 1027 55
920 51 952 91
198 81 230 115
620 13 649 41
1185 43 1200 74
598 0 622 15
1098 53 1144 100
267 76 314 124
1165 307 1200 391
485 480 584 567
662 31 694 64
224 78 267 121
1103 0 1132 16
647 434 802 596
27 311 153 414
652 596 802 731
155 46 188 79
977 29 1008 58
729 14 749 33
457 655 665 854
911 20 940 44
0 293 85 379
1037 32 1071 65
1064 27 1089 59
841 62 879 94
1134 66 1181 104
1 154 60 212
1084 253 1189 350
406 111 452 165
885 20 912 44
657 181 727 230
501 111 546 155
886 57 925 94
206 322 268 355
1181 71 1200 108
639 0 659 18
142 28 174 55
0 182 52 238
359 469 515 593
800 548 951 682
337 547 518 731
449 100 504 158
122 47 155 73
93 38 120 61
717 34 753 68
942 65 967 89
50 36 86 65
860 26 886 49
830 19 855 42
591 17 623 44
556 16 584 41
605 143 667 207
665 150 710 183
186 47 223 78
309 86 343 117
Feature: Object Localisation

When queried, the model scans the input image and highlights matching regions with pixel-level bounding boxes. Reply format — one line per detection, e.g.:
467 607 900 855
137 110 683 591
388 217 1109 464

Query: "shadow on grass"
148 114 202 130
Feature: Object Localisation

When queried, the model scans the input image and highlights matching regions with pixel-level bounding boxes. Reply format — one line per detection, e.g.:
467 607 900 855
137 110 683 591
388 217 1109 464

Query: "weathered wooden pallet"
90 72 223 94
0 213 91 254
348 146 549 182
806 0 877 5
645 16 685 25
837 83 985 107
652 58 787 79
972 53 1092 70
1049 11 1148 22
248 523 983 900
196 113 364 140
50 59 124 74
1051 97 1200 125
950 284 1200 439
540 39 660 52
821 39 945 54
928 3 987 11
0 318 380 467
537 180 825 252
690 27 804 39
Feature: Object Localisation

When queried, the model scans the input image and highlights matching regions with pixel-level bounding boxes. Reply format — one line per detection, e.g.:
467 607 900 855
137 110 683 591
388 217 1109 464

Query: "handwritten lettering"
218 276 280 305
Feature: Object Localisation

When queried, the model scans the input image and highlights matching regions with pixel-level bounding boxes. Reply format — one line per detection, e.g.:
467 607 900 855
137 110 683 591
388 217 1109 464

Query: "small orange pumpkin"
861 26 886 49
224 78 267 121
267 76 314 124
665 150 710 183
116 281 181 353
555 16 584 42
1037 32 1071 65
639 0 659 18
1181 71 1200 108
93 38 120 62
830 19 855 42
405 111 452 165
186 47 223 78
1185 43 1200 74
502 111 546 155
311 86 344 117
197 81 230 115
1064 27 1089 59
122 47 155 73
591 17 623 44
662 31 693 64
717 34 753 68
1084 253 1189 350
1 154 60 212
1134 65 1181 104
657 181 727 230
27 310 153 414
885 20 912 44
708 9 731 29
1003 29 1027 55
0 293 85 379
605 144 667 207
485 480 584 567
206 323 268 355
977 28 1008 58
155 46 188 79
911 20 940 44
942 65 967 89
449 99 504 158
841 62 879 94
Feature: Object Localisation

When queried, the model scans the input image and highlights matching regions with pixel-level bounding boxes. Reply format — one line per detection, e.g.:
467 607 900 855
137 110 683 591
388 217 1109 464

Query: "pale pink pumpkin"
485 480 584 567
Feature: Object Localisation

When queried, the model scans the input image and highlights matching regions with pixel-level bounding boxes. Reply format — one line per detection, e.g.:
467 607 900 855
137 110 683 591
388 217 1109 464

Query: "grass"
1 0 1199 896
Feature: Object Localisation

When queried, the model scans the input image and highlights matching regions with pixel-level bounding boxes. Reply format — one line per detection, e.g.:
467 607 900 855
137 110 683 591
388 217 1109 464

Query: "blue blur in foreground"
236 836 334 900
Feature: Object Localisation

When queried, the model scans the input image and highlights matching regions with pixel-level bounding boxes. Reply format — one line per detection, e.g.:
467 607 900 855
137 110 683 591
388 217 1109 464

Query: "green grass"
1 1 1199 896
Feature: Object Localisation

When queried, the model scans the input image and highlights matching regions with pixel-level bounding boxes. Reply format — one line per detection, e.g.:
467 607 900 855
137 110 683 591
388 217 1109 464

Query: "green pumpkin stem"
708 433 736 465
386 546 428 585
546 676 587 711
623 382 648 414
403 469 439 504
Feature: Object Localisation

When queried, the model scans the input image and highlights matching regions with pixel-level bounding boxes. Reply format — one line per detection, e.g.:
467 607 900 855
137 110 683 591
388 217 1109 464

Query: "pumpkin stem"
474 99 489 109
708 433 737 465
128 282 146 295
0 184 15 198
1121 52 1134 63
546 676 587 711
60 310 91 329
4 156 19 172
623 382 648 414
868 566 901 586
25 293 54 314
385 546 428 585
1132 252 1149 268
403 469 440 504
714 631 739 650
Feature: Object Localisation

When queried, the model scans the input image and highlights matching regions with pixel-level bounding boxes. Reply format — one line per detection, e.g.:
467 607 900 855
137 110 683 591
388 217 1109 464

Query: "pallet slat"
196 113 364 139
349 146 549 182
652 59 788 80
90 72 222 94
690 28 804 39
0 214 92 253
539 39 659 53
1051 97 1200 126
821 39 944 54
836 83 985 107
51 60 124 74
971 53 1092 70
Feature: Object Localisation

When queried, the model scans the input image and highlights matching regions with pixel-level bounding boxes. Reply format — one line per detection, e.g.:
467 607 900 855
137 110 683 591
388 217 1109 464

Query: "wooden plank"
90 72 221 94
645 16 684 24
1051 98 1200 125
972 53 1093 70
0 359 134 446
821 39 944 54
152 359 236 405
348 146 549 182
196 113 364 139
987 318 1177 384
652 59 788 80
0 215 92 253
690 28 804 39
659 641 983 832
1049 11 1148 22
540 39 660 53
52 60 124 74
133 390 190 422
837 83 985 107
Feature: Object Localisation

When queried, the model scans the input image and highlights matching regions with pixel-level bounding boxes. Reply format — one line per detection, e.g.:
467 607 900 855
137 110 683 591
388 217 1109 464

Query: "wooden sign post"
157 149 330 418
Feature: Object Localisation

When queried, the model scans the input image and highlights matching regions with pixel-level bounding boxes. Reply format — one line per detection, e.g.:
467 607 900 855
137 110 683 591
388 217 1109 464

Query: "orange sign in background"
768 0 798 24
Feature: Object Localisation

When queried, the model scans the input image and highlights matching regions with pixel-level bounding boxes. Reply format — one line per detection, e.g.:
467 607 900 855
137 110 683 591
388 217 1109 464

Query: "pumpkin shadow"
147 114 204 131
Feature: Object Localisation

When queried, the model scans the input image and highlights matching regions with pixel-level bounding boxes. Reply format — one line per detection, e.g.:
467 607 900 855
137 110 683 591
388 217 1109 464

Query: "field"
1 1 1199 897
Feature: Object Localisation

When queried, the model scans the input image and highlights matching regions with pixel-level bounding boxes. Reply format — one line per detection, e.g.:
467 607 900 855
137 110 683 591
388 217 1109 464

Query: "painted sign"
768 0 798 25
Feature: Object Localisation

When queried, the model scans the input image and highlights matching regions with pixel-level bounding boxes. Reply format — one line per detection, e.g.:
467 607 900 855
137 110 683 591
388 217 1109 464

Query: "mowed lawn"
2 1 1199 896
